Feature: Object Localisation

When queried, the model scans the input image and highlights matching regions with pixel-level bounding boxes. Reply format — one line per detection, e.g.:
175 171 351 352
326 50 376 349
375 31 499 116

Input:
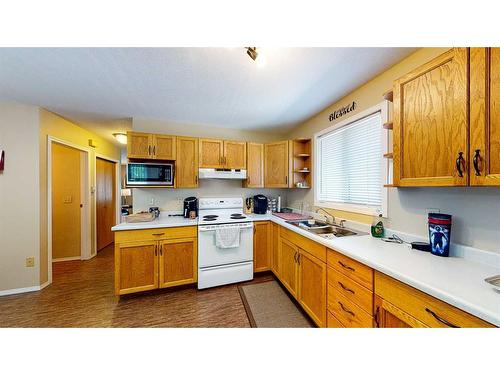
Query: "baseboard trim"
52 256 81 263
40 280 51 290
0 285 41 297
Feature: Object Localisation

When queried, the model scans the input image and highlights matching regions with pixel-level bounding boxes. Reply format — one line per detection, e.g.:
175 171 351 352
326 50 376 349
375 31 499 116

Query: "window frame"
313 101 389 217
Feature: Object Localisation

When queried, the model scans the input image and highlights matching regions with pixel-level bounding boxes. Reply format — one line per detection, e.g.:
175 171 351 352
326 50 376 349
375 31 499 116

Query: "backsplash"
132 179 288 212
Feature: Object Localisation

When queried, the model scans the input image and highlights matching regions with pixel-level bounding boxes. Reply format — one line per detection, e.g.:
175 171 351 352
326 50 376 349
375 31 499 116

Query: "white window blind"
317 111 382 210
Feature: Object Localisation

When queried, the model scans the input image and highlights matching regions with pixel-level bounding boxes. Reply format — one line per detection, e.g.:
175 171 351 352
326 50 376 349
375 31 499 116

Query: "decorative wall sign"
0 150 4 172
328 101 357 122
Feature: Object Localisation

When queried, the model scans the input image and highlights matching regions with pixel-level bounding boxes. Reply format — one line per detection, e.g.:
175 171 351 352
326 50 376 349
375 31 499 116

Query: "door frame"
47 136 91 284
94 153 121 253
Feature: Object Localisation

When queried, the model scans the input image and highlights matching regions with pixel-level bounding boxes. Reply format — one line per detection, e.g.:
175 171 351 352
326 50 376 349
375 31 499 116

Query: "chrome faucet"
315 207 335 225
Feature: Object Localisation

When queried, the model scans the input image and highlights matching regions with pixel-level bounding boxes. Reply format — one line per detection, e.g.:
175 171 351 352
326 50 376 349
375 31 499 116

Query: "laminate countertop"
111 211 500 326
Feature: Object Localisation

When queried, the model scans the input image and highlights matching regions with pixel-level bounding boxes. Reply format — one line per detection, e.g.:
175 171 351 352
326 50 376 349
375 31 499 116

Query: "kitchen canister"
428 213 452 257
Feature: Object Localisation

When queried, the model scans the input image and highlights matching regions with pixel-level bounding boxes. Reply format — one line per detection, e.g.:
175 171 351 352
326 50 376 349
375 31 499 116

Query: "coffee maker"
183 197 198 218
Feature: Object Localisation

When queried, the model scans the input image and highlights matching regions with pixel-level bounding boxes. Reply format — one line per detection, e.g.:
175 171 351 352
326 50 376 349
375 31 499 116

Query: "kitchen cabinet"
470 47 500 185
297 248 327 327
253 221 271 272
176 136 199 188
159 237 197 288
278 237 299 298
374 271 493 328
271 222 280 276
393 48 468 187
264 141 290 188
199 139 246 169
244 142 264 188
127 132 176 160
114 226 197 295
115 240 159 295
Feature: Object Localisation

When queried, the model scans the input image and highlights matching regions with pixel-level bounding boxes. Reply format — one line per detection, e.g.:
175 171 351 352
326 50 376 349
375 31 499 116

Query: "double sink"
285 219 364 239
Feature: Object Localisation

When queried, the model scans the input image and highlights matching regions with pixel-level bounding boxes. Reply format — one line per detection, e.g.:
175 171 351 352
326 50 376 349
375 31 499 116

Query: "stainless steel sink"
285 220 363 239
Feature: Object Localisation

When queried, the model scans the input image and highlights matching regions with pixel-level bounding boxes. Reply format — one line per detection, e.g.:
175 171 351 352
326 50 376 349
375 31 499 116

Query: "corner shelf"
294 153 311 157
383 90 393 102
290 139 312 189
383 153 393 159
293 169 310 173
383 121 393 130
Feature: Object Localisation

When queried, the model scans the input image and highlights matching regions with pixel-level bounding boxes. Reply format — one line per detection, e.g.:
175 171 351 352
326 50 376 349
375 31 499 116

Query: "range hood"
198 168 247 180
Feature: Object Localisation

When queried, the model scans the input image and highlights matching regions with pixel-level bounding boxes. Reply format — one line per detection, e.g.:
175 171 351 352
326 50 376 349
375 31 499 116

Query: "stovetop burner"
230 214 246 219
203 215 219 219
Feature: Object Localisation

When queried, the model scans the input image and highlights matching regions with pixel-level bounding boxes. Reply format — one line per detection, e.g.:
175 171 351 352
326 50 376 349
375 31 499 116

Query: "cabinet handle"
152 233 165 236
153 146 156 156
456 152 465 177
159 245 163 256
285 175 288 185
473 149 481 176
374 306 380 327
425 308 459 328
338 281 355 294
294 251 298 263
195 175 198 184
338 302 355 317
297 253 301 265
338 260 355 272
148 145 151 156
154 244 158 256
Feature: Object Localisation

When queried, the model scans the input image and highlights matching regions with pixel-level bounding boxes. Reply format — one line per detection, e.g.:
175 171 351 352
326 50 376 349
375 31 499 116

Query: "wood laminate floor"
0 245 273 328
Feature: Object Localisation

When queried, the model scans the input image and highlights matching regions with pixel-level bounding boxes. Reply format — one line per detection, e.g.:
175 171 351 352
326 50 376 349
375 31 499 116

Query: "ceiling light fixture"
246 47 266 68
113 133 127 145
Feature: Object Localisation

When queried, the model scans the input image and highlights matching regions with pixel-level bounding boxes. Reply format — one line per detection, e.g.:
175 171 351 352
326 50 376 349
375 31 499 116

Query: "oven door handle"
198 224 253 232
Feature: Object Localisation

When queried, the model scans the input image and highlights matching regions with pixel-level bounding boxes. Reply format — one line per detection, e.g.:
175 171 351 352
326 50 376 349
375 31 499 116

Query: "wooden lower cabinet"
278 237 299 298
271 222 280 277
375 295 426 328
114 227 197 295
253 221 271 272
159 237 197 288
298 249 327 327
115 240 159 295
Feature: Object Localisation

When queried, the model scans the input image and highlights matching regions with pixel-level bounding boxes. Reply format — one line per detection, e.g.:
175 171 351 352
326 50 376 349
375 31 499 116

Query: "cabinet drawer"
328 287 373 328
281 227 326 262
328 267 373 315
375 271 494 328
327 250 373 290
115 226 197 243
327 311 345 328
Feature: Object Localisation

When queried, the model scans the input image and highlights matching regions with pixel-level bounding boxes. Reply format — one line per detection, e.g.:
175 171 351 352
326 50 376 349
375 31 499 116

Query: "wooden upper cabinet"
470 47 500 185
393 48 469 187
158 237 197 288
176 137 199 188
199 138 224 168
154 135 176 160
127 132 153 159
253 221 271 272
224 141 246 169
245 142 264 188
298 249 327 327
264 141 290 188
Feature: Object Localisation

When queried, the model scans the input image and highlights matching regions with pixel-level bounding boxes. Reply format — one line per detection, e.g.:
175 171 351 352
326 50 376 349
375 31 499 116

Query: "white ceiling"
0 48 415 138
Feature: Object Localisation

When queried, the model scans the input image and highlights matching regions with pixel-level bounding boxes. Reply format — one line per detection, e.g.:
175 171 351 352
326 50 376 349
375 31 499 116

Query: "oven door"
198 222 253 268
126 163 173 186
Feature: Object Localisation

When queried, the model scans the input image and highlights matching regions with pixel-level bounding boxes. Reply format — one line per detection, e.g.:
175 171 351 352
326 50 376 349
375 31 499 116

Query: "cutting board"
125 212 156 223
272 212 311 221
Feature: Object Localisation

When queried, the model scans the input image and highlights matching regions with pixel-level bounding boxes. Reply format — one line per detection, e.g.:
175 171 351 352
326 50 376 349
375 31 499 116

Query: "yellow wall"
51 143 82 259
288 48 450 224
39 109 121 284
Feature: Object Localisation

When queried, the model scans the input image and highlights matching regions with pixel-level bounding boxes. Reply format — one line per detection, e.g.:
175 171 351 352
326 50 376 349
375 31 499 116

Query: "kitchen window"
314 103 388 216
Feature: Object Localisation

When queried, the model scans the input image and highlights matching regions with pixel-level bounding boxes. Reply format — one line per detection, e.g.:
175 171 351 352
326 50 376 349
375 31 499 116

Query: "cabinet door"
154 135 176 160
127 132 153 159
264 141 289 188
393 48 468 187
244 142 264 187
199 138 224 168
271 222 280 277
159 237 198 288
253 221 271 272
176 137 199 188
470 47 500 185
115 240 158 295
278 237 298 298
374 295 427 328
298 249 327 327
224 141 246 169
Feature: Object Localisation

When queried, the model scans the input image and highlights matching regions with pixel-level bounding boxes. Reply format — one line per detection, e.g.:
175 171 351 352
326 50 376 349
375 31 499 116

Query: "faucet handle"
339 219 346 228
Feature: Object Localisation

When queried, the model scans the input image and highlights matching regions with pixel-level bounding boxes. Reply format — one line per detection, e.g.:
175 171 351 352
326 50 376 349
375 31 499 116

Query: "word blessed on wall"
328 101 357 122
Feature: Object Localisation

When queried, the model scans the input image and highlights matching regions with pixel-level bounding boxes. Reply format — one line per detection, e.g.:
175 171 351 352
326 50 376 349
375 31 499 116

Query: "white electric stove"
197 197 254 289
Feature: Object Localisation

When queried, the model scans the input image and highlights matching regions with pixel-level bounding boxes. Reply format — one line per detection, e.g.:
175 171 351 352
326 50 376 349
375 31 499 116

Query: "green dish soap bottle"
371 215 385 238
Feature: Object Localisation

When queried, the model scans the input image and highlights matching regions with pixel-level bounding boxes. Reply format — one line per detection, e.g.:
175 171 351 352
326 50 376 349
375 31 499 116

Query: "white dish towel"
215 226 240 249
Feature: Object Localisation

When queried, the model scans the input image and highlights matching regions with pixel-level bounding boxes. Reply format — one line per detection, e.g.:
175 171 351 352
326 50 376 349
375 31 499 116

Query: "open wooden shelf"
383 184 395 188
383 121 393 130
383 90 393 102
290 139 312 189
383 153 393 159
293 169 311 173
295 153 311 157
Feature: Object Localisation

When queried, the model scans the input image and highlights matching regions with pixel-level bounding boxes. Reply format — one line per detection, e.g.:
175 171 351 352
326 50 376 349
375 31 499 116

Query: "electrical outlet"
426 208 440 214
26 257 35 267
150 197 156 205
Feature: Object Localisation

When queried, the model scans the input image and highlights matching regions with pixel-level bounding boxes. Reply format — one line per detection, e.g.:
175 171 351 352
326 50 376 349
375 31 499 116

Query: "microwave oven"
126 162 174 186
